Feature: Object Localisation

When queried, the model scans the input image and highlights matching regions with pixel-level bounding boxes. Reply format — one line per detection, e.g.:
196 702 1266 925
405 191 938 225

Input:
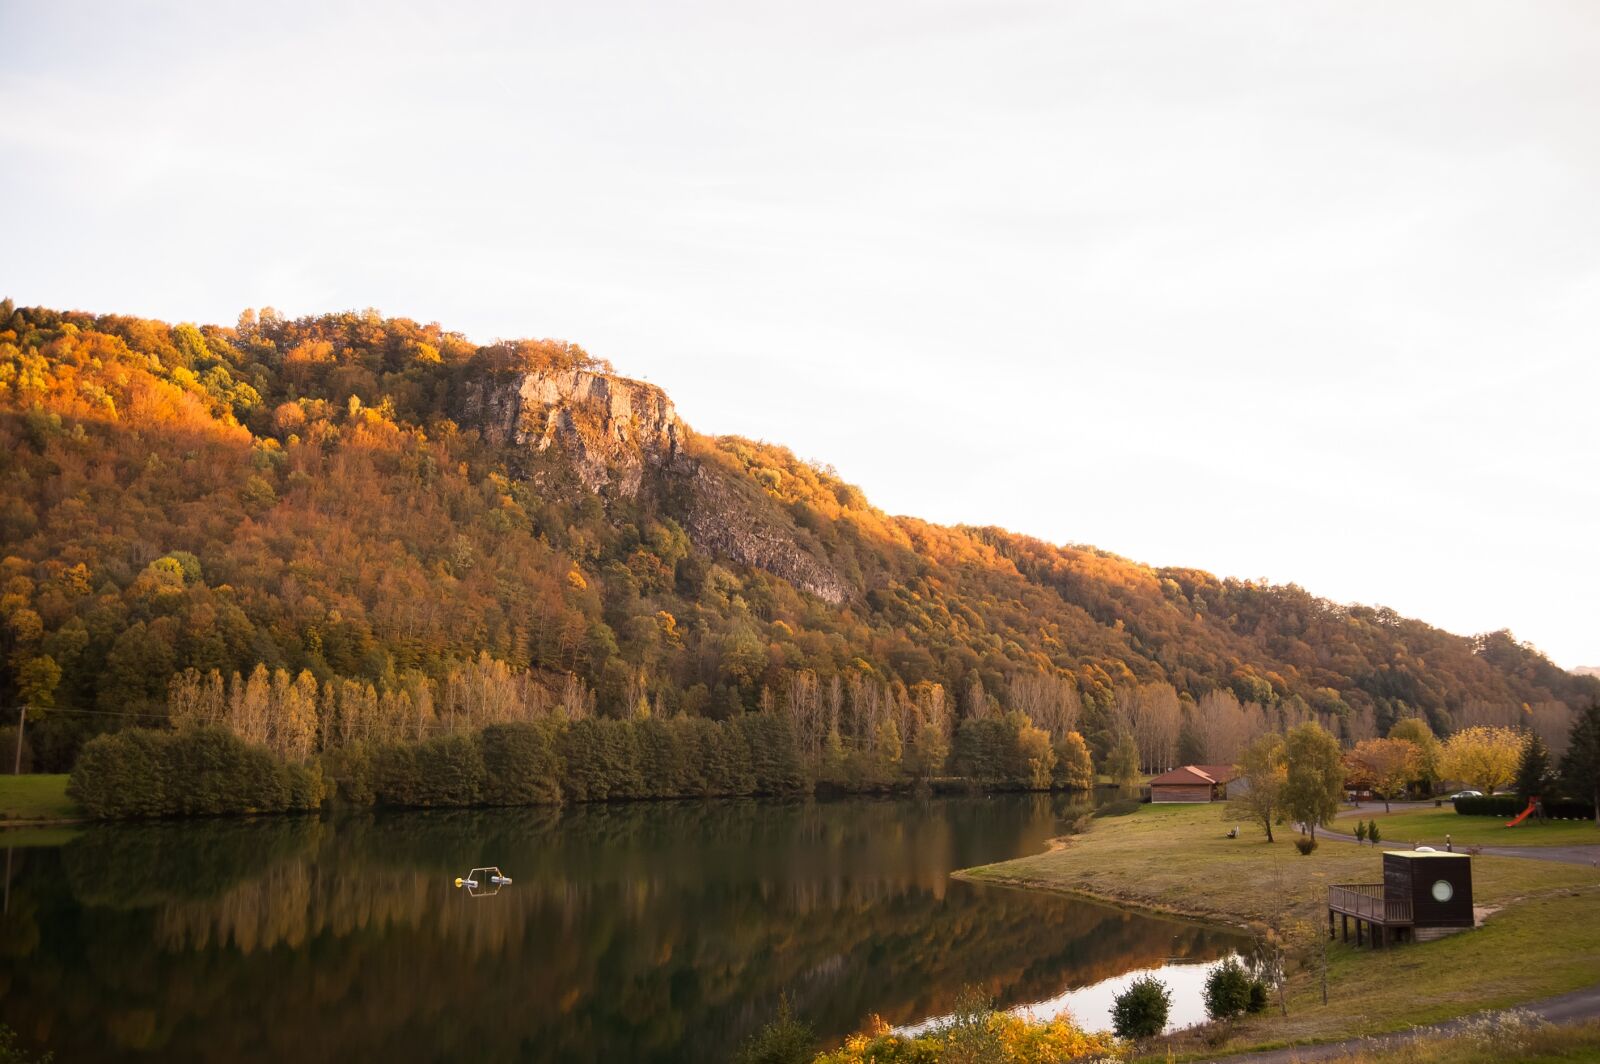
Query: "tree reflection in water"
0 794 1244 1063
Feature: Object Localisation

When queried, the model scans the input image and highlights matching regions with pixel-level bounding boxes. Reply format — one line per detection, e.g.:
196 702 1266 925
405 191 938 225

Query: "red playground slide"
1506 800 1537 827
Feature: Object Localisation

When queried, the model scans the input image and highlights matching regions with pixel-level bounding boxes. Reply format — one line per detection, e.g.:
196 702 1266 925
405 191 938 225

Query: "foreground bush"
734 997 815 1064
1110 975 1170 1039
812 1001 1121 1064
1203 958 1253 1021
68 728 323 818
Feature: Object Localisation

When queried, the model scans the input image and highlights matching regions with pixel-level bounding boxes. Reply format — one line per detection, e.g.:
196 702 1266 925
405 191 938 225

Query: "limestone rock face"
469 368 683 498
464 366 851 605
679 464 851 606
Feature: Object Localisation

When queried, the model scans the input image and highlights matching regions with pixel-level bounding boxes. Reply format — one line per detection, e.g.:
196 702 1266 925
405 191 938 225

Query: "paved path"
1195 983 1600 1063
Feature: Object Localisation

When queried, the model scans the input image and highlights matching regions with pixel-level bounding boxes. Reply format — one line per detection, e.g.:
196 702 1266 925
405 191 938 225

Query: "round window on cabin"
1431 879 1453 903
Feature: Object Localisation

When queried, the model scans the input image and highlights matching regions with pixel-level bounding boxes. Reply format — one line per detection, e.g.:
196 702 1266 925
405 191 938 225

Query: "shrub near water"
1110 975 1171 1039
68 727 323 818
734 997 815 1064
1203 958 1253 1021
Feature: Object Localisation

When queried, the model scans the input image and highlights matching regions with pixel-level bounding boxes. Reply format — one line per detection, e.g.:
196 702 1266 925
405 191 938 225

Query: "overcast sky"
3 2 1597 668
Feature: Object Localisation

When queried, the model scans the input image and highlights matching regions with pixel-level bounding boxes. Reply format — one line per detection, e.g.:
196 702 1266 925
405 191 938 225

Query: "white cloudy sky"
2 2 1597 667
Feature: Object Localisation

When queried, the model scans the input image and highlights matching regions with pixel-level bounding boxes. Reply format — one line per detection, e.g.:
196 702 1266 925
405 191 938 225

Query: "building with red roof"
1148 763 1239 803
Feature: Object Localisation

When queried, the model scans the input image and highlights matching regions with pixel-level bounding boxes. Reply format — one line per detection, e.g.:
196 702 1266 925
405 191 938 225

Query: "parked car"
1449 789 1484 800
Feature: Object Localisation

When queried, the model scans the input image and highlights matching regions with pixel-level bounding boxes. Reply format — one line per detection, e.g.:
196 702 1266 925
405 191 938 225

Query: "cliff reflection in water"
0 795 1244 1063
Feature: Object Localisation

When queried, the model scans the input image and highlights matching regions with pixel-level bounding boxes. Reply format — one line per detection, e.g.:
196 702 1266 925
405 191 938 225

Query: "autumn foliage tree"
1439 726 1526 795
1052 731 1095 791
1346 737 1420 812
1386 717 1442 792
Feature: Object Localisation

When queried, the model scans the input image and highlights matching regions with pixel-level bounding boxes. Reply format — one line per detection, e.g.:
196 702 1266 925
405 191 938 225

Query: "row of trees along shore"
54 649 1600 820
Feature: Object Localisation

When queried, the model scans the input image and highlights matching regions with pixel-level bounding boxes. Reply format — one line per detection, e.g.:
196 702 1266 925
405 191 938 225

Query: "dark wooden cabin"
1328 850 1474 948
1384 851 1473 937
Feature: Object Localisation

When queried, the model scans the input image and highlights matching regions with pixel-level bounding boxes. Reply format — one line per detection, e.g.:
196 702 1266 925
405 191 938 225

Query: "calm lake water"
0 794 1244 1062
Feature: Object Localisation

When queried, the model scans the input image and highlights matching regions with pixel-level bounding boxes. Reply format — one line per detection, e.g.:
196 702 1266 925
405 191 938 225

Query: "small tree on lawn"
1354 819 1368 845
1284 722 1343 842
1367 820 1381 847
1255 863 1302 1016
1228 732 1287 842
1111 975 1171 1039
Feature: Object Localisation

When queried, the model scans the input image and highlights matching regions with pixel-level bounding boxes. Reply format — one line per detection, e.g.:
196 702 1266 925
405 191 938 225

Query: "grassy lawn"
957 803 1600 1059
1313 1020 1600 1064
1348 805 1600 848
0 774 78 822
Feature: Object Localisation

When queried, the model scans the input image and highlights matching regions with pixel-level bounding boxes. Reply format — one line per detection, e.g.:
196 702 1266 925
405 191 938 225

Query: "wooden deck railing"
1328 884 1412 925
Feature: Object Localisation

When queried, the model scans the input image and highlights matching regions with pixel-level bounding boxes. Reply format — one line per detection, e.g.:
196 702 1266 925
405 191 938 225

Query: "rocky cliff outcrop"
465 368 682 498
464 366 851 604
678 463 852 605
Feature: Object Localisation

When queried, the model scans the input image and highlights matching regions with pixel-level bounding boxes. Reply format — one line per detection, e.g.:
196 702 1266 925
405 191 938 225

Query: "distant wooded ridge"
0 300 1593 776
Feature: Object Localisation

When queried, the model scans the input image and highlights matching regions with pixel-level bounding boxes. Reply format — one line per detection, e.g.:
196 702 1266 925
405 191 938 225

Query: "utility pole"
11 705 24 775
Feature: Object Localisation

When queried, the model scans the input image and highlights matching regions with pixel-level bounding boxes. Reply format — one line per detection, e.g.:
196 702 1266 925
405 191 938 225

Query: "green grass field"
1349 805 1600 848
0 774 78 822
958 803 1600 1060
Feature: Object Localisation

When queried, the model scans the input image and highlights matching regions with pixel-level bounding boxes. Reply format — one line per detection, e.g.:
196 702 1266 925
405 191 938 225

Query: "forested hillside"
0 300 1591 775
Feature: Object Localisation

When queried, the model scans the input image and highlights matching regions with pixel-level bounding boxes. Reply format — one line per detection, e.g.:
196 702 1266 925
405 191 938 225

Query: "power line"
4 705 171 721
